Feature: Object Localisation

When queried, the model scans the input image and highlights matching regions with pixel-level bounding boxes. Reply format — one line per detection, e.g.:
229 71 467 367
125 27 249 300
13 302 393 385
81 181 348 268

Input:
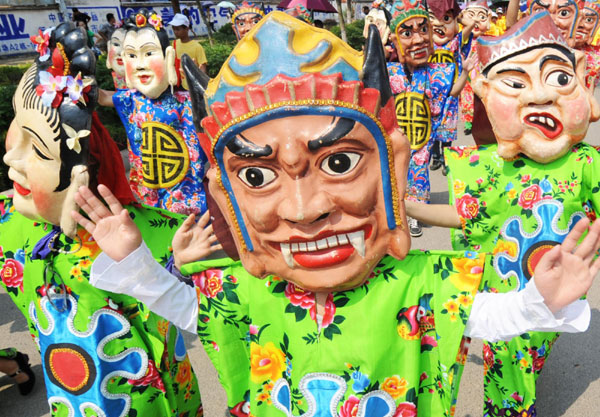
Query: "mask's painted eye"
558 9 571 17
238 166 277 188
320 152 361 176
443 15 452 22
546 70 572 87
501 78 526 89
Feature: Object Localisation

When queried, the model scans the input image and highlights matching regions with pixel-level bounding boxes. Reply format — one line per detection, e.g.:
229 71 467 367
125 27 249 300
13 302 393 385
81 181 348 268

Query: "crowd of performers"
2 0 600 416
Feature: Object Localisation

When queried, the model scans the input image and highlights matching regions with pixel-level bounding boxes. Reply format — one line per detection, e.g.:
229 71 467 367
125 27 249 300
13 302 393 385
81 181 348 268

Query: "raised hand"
71 185 142 262
462 48 478 74
534 218 600 313
172 211 223 269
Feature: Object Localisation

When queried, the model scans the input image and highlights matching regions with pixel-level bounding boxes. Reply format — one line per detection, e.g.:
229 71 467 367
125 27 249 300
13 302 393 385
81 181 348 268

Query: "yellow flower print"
79 259 92 269
450 254 485 292
250 342 286 384
449 314 458 322
70 265 82 278
457 293 473 307
157 320 169 338
493 240 517 257
256 392 272 404
175 359 193 385
443 300 460 314
381 375 408 399
453 179 466 196
507 189 517 199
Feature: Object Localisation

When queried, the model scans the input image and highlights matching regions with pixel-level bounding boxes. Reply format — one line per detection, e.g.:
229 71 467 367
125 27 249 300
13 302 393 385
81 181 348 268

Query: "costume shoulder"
127 203 185 263
446 143 600 252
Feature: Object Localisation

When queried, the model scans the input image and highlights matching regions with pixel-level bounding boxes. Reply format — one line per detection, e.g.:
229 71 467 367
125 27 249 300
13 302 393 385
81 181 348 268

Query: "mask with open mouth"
474 12 600 163
184 12 411 292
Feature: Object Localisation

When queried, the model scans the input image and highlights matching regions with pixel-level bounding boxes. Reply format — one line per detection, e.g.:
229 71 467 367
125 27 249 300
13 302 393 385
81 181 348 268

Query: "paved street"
2 105 600 416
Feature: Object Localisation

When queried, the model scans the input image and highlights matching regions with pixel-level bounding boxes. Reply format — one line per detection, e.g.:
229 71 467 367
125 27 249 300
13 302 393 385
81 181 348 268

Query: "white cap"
169 13 190 27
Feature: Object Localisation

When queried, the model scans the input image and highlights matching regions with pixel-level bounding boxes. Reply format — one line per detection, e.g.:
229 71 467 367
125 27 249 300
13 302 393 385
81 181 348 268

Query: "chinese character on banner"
0 14 28 41
159 7 174 23
91 12 98 22
48 13 57 23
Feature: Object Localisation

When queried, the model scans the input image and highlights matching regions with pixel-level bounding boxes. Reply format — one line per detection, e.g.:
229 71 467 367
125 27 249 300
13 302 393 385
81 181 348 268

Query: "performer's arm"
98 89 116 107
467 217 600 341
450 49 476 97
405 201 461 228
91 241 200 333
506 0 520 29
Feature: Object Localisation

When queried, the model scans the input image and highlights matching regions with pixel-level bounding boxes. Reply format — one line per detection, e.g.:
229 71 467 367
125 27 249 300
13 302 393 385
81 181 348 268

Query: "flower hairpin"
65 73 94 105
148 13 163 31
62 123 90 154
36 71 94 108
30 27 53 62
36 71 66 108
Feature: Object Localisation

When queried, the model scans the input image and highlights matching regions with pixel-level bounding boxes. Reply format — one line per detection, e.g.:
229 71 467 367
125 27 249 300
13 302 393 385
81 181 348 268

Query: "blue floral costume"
113 90 208 215
387 62 456 203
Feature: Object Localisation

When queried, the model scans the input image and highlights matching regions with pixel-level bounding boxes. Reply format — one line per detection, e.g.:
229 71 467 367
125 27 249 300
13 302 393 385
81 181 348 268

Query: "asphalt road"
2 106 600 417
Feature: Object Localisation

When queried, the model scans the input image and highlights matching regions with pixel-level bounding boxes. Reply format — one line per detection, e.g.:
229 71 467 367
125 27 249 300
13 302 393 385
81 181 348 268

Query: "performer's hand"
71 185 142 262
172 211 223 269
462 49 477 73
534 218 600 313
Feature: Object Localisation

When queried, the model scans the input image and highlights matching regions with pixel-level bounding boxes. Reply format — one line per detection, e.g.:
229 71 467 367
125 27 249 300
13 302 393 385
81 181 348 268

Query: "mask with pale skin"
430 11 459 45
122 28 176 99
392 17 433 69
107 28 126 77
206 115 411 292
460 6 491 37
3 66 89 235
575 7 599 47
530 0 580 39
233 13 262 40
363 9 391 45
473 46 600 163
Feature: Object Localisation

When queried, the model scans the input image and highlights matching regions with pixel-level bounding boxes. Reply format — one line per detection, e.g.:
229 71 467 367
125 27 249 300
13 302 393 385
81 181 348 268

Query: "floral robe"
445 143 600 416
181 250 492 416
113 90 208 215
430 32 473 143
387 62 456 203
0 196 203 417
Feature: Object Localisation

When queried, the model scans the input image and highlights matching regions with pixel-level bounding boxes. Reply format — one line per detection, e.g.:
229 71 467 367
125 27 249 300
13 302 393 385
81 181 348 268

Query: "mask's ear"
575 49 600 121
60 165 89 238
471 72 489 104
166 45 178 88
390 32 406 64
106 53 113 70
122 51 132 87
387 128 411 260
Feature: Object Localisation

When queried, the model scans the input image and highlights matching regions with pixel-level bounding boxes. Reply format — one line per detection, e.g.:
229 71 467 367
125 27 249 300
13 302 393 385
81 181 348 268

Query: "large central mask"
184 12 411 292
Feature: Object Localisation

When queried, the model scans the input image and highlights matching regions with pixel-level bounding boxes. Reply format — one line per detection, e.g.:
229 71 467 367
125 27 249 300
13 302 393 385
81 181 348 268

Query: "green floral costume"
445 143 600 416
0 196 203 417
181 250 491 416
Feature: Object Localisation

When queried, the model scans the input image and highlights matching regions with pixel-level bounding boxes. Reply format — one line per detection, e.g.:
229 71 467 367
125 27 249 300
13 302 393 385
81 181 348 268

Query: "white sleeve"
465 278 590 342
91 242 199 334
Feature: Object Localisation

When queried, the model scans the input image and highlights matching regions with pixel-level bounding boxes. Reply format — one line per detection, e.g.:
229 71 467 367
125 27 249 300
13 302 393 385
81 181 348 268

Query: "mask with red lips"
183 12 411 292
474 12 600 163
4 22 97 237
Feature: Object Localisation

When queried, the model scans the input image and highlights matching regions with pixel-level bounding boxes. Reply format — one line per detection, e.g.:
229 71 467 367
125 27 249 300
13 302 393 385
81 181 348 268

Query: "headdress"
390 0 429 31
285 4 313 23
463 0 490 11
231 1 265 24
428 0 461 20
477 12 569 73
184 12 400 251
